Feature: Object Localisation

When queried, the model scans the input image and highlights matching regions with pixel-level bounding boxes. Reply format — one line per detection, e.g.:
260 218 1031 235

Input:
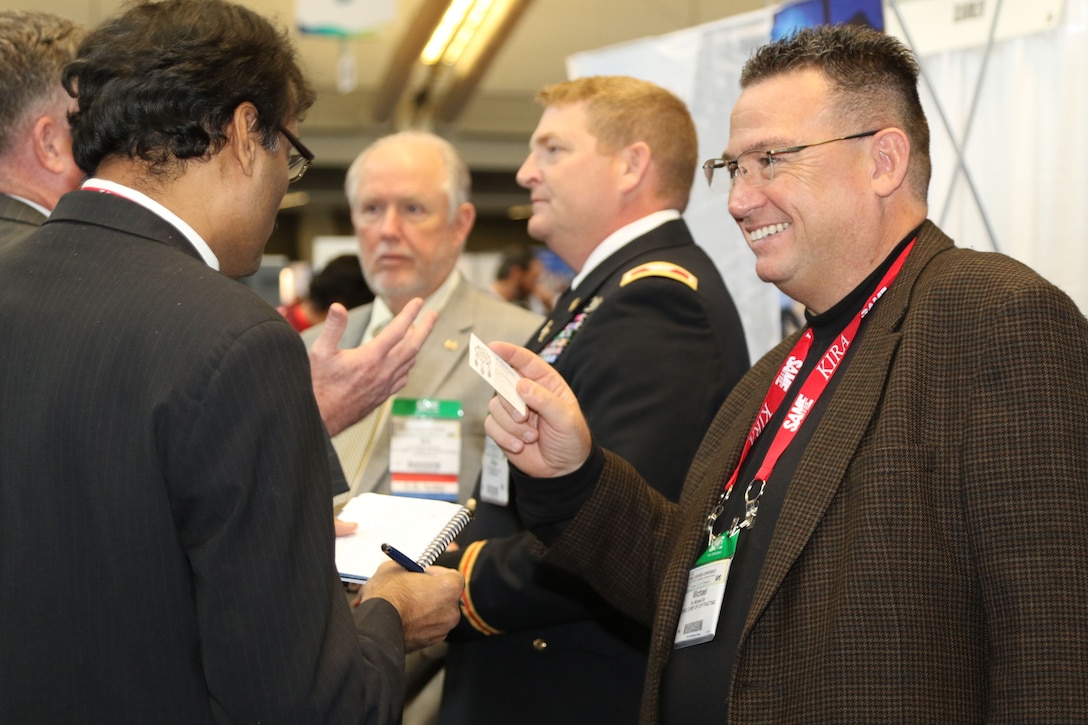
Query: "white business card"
468 333 526 416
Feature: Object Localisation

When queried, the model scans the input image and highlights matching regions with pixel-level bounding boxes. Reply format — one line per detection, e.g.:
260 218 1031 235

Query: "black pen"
381 543 425 573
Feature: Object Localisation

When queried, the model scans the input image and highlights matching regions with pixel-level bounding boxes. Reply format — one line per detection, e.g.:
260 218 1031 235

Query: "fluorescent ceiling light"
421 0 500 66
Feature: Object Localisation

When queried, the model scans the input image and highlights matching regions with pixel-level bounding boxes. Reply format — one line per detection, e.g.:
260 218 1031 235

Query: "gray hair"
344 131 471 222
0 11 85 157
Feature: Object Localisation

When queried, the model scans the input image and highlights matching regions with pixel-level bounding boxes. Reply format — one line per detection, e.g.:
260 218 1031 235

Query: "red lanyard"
722 239 915 500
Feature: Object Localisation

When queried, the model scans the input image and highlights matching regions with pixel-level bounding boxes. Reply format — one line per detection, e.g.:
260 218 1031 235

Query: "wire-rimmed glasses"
702 130 879 194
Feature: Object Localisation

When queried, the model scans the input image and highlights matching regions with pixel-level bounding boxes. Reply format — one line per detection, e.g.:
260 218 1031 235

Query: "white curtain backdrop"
568 9 779 358
906 0 1088 311
569 0 1088 358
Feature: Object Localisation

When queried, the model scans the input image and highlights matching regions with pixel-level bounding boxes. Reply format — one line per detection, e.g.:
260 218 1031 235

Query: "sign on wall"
885 0 1064 55
295 0 395 36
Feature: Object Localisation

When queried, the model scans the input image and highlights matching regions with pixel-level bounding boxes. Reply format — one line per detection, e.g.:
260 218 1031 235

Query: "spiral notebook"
334 492 473 583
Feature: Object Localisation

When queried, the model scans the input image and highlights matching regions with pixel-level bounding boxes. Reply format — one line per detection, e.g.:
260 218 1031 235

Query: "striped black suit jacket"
0 190 405 723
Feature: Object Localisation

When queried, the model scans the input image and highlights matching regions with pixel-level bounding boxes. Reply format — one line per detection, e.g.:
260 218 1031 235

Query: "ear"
451 202 476 250
32 114 73 175
614 141 651 195
871 128 910 197
225 102 261 178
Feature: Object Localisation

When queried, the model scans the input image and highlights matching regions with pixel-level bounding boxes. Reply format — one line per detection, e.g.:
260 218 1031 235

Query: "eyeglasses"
702 130 879 193
279 126 314 184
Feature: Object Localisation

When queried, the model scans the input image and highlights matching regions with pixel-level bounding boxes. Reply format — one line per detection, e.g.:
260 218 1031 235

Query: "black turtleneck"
659 230 917 724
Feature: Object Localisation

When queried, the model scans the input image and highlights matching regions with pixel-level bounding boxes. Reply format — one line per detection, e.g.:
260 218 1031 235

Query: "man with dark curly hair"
0 1 463 722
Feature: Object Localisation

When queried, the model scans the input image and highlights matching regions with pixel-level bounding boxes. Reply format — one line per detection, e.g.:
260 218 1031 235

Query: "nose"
727 175 765 221
378 206 402 237
516 153 538 189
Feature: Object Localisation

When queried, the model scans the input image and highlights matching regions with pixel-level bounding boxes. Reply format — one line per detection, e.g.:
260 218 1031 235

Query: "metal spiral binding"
417 506 473 568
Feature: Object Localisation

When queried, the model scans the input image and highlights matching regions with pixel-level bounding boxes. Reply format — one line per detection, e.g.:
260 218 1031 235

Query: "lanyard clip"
705 489 729 547
739 479 766 532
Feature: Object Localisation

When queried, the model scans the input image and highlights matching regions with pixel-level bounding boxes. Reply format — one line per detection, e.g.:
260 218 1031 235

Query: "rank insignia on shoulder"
619 261 698 291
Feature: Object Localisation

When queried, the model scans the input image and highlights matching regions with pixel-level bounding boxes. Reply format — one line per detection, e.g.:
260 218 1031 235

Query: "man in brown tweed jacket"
483 24 1088 724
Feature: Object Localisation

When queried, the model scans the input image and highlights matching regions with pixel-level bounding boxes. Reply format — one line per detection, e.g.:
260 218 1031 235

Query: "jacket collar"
46 189 205 265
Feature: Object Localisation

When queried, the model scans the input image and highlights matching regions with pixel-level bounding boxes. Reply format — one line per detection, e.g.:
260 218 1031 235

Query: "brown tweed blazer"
537 220 1088 723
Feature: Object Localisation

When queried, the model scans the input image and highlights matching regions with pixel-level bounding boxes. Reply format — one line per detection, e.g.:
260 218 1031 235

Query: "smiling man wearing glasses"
0 0 464 721
481 24 1088 723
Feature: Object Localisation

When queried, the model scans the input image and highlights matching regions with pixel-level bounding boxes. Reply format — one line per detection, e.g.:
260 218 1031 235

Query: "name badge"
389 398 462 501
479 436 510 506
673 531 737 648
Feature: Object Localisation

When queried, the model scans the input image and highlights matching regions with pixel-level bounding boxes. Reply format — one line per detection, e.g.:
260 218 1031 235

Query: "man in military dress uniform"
436 76 750 724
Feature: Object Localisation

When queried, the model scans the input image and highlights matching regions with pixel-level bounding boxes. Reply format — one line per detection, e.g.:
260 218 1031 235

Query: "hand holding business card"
468 333 526 416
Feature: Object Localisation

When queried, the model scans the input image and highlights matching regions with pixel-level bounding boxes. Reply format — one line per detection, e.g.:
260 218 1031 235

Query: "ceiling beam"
371 0 453 124
434 0 535 123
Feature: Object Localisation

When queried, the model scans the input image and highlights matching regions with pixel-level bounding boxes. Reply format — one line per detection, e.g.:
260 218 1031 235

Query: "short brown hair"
536 76 698 212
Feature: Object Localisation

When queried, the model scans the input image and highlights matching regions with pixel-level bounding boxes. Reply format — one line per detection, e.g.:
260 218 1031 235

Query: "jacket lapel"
401 278 476 399
337 306 373 349
47 190 205 263
740 222 951 638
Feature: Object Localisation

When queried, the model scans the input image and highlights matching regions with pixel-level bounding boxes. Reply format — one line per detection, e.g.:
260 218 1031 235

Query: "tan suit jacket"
305 274 541 502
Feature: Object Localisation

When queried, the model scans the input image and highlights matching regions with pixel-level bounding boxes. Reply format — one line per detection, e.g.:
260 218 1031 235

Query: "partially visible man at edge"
0 10 85 249
0 1 463 722
484 25 1088 724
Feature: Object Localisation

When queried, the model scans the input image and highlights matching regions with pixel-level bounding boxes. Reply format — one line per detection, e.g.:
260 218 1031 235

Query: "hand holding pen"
362 547 465 652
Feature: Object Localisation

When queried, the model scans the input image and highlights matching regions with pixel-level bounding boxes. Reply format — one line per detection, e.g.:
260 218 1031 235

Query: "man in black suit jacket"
0 1 463 722
437 77 750 724
0 11 85 250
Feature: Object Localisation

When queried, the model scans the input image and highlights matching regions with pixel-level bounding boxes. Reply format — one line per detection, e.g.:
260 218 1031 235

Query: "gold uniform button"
531 638 548 652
